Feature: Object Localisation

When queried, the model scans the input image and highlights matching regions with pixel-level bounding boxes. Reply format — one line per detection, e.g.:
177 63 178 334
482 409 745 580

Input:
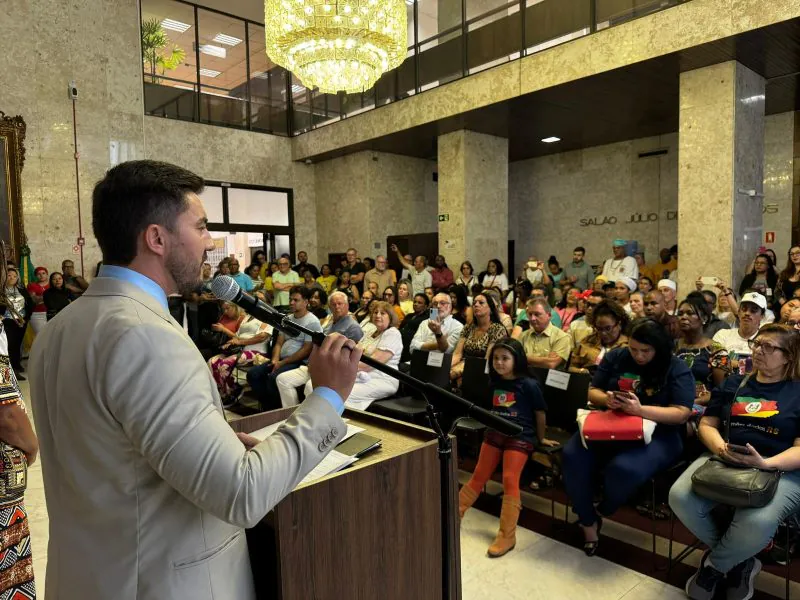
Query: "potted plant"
141 18 186 84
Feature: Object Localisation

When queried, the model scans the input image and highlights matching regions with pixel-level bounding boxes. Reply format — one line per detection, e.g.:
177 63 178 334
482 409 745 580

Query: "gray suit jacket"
30 276 346 599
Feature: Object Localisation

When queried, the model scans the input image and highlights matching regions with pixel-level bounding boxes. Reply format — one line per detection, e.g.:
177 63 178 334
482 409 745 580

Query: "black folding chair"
453 357 492 455
367 350 452 425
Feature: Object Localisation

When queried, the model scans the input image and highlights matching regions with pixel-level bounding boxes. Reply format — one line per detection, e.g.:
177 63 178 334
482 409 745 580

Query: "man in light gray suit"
29 160 362 600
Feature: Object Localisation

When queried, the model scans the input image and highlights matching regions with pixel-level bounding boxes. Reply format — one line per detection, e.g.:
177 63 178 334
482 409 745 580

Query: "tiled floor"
19 379 687 599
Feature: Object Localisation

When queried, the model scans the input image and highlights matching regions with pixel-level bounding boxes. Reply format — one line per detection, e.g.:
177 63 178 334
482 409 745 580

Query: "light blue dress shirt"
98 265 345 414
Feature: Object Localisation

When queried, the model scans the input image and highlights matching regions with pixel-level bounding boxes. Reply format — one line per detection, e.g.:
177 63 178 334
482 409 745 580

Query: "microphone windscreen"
210 275 240 301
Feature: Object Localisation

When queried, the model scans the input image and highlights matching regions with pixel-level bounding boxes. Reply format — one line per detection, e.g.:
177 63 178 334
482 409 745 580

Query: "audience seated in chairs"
450 292 507 382
555 287 581 332
354 290 375 328
199 300 244 359
516 298 572 370
629 291 645 319
397 280 414 315
316 263 337 294
308 288 329 320
689 288 731 338
409 292 464 355
562 318 694 556
302 301 402 410
513 284 562 332
644 290 681 339
711 292 767 376
568 300 629 374
207 315 271 406
483 288 514 334
399 293 430 362
570 290 604 347
275 291 364 407
669 324 800 600
458 338 558 558
246 286 322 410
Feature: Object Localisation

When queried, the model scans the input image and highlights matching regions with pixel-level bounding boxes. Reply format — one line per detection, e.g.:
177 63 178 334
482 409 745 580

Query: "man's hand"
390 244 399 253
211 323 224 332
428 319 442 335
308 333 362 401
271 360 284 373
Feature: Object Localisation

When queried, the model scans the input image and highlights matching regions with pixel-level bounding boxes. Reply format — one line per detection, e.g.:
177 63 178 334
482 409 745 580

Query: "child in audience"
458 337 557 558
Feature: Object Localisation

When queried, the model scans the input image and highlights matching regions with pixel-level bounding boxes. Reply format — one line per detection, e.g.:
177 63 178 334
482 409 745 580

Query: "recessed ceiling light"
199 68 221 78
161 18 191 33
213 33 243 46
199 44 226 58
541 136 561 143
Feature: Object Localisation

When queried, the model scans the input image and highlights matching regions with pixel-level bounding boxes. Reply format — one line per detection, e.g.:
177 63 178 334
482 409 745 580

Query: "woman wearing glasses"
777 246 800 306
568 300 629 374
669 324 800 600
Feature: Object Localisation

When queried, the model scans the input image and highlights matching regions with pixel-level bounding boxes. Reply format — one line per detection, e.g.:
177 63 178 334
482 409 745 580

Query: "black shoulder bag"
691 374 781 508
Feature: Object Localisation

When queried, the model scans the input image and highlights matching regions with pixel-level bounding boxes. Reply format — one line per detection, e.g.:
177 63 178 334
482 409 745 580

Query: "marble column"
438 130 508 273
677 61 765 297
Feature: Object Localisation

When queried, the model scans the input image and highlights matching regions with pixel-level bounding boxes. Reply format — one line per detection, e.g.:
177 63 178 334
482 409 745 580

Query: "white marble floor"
19 373 686 599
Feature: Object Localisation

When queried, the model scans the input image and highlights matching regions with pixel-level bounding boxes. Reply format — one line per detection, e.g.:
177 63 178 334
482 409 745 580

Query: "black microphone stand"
255 303 521 600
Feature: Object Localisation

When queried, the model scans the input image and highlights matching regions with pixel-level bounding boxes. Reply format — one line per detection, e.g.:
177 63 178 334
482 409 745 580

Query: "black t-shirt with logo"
489 376 547 444
705 375 800 457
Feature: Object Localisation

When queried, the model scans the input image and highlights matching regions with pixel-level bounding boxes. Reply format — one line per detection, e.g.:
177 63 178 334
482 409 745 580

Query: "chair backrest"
409 350 453 391
540 370 592 431
461 357 492 409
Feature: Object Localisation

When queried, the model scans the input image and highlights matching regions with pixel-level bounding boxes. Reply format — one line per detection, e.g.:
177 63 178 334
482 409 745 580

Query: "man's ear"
142 224 168 257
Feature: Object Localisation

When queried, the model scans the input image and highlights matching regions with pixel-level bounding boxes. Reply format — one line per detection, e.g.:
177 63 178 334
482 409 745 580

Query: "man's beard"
167 251 203 296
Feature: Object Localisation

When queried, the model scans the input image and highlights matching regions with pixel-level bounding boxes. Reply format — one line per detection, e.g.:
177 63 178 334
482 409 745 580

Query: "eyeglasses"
594 324 619 334
748 339 786 354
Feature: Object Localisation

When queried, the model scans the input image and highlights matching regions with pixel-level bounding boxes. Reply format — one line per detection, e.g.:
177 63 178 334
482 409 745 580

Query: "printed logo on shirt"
732 396 779 419
493 390 516 408
618 373 640 393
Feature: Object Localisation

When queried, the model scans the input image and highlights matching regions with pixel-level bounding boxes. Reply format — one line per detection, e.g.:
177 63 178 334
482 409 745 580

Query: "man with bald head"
643 290 680 339
410 292 463 354
364 254 396 297
391 244 432 294
275 291 364 407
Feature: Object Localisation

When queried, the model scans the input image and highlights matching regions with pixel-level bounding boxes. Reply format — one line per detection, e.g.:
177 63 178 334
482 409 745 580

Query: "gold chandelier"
264 0 407 94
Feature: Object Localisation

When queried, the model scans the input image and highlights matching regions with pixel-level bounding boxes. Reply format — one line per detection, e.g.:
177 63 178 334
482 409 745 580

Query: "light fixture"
199 68 221 77
199 44 227 58
161 18 191 33
264 0 407 94
541 136 561 143
291 84 306 95
213 33 243 46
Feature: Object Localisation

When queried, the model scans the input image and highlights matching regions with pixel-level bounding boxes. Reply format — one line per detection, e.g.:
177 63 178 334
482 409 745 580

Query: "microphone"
210 275 522 437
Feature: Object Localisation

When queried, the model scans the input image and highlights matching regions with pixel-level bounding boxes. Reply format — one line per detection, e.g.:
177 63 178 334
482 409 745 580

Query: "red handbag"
576 409 656 448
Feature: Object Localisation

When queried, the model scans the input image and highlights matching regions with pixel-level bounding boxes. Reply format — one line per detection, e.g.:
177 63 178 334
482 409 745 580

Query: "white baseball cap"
741 292 767 312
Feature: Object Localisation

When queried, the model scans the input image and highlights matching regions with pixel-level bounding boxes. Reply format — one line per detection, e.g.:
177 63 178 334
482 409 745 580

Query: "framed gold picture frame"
0 112 26 262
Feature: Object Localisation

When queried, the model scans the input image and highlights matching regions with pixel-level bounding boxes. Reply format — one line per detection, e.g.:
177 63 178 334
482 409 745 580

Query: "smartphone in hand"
727 443 752 455
430 307 439 322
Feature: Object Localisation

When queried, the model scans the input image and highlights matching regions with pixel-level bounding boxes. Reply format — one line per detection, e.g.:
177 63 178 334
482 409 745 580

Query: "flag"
732 397 779 419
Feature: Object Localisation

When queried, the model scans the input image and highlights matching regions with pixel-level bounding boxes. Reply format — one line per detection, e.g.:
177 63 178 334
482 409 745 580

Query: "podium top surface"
228 407 441 482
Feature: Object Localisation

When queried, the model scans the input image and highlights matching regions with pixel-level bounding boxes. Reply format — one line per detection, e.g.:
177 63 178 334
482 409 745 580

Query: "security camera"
68 80 78 100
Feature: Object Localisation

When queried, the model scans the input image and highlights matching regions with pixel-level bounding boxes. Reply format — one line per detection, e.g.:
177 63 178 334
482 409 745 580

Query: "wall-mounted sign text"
579 204 778 228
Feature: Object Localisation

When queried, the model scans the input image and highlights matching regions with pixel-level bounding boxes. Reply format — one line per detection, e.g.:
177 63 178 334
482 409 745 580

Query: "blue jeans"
669 454 800 573
247 362 302 410
562 431 684 526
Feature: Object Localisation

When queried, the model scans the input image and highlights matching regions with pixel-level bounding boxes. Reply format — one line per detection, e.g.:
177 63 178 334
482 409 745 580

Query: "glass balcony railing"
141 0 689 137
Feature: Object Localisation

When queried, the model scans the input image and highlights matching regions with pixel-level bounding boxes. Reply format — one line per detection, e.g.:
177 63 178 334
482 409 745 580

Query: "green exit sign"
438 214 449 222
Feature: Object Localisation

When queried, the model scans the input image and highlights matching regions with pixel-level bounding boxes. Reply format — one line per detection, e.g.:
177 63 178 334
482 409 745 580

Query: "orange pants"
466 442 528 499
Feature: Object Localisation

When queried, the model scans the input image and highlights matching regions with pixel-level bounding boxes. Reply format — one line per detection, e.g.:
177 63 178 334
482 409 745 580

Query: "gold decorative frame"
0 112 26 261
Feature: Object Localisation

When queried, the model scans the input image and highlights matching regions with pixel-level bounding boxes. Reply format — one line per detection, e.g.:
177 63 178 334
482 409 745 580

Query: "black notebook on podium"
336 433 382 458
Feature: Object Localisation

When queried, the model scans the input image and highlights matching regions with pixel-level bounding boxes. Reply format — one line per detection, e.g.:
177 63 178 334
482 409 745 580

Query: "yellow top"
317 275 337 293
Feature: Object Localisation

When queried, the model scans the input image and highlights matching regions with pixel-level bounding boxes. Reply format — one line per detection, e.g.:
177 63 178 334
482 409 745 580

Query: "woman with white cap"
658 279 678 316
614 277 638 314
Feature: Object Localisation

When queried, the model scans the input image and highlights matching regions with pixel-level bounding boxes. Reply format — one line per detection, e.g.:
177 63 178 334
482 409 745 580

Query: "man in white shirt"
601 239 638 282
391 244 432 294
712 292 765 374
410 293 463 354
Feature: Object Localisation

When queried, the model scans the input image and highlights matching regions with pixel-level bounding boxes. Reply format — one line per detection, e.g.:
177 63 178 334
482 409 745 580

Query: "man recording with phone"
30 160 362 600
410 292 463 354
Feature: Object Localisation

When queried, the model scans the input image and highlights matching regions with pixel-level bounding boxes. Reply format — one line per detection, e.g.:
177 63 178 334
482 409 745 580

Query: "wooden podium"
229 407 462 600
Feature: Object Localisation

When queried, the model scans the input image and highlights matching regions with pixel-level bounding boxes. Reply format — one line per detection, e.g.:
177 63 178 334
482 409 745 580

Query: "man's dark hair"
289 285 313 300
574 246 586 254
92 160 204 265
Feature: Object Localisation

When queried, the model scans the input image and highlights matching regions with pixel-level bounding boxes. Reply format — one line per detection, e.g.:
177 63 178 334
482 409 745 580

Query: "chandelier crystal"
265 0 407 94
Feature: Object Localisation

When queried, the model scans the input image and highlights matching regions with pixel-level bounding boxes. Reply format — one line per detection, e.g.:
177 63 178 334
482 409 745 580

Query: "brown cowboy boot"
458 485 480 520
487 496 522 558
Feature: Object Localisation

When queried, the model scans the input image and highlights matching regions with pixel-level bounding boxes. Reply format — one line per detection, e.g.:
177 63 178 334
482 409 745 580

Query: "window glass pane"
248 23 289 135
291 76 313 134
141 0 197 121
524 0 590 51
228 188 290 226
197 8 247 128
467 1 520 74
198 185 224 223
